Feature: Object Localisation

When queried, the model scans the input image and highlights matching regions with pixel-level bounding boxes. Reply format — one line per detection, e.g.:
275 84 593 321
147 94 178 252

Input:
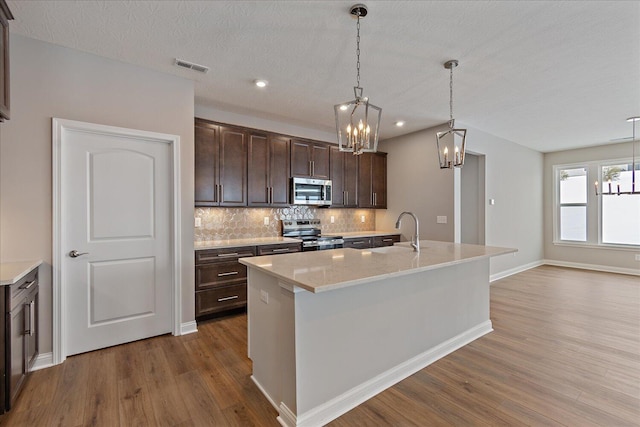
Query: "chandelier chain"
449 66 454 122
355 13 361 89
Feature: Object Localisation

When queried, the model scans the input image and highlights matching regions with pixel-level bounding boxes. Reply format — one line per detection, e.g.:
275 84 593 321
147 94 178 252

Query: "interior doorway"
460 153 486 245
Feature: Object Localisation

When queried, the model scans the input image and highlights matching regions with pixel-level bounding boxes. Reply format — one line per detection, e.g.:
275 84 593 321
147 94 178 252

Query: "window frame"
553 159 640 250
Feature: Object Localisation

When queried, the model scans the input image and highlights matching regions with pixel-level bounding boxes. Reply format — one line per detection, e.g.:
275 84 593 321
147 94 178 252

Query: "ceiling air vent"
174 58 209 74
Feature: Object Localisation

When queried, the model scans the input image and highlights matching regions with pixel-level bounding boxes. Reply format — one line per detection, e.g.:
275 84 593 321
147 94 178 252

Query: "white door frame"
52 118 182 365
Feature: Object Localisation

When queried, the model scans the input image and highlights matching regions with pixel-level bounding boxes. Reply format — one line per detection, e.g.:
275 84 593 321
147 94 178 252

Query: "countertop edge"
0 260 43 286
195 237 302 250
241 243 517 293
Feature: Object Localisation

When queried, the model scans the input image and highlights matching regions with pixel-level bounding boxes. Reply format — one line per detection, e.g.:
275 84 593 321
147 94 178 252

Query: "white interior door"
57 120 175 356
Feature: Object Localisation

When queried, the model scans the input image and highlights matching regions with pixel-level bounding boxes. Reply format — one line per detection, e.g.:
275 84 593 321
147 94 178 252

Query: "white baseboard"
32 352 55 371
281 320 493 427
490 260 544 282
543 259 640 276
180 321 198 335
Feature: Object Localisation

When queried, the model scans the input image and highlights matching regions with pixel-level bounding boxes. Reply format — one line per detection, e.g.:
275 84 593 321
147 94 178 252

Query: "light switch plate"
195 217 202 227
635 254 640 261
263 216 270 226
260 290 269 304
489 199 496 205
330 216 335 223
436 216 447 224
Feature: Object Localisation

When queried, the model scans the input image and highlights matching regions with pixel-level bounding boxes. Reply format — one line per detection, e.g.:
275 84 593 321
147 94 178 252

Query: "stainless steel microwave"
292 177 332 206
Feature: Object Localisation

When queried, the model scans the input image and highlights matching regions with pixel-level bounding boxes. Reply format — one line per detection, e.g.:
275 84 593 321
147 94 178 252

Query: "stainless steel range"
282 219 344 251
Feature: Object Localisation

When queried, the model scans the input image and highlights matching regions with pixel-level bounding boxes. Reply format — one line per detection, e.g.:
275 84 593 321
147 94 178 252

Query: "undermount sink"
369 244 414 254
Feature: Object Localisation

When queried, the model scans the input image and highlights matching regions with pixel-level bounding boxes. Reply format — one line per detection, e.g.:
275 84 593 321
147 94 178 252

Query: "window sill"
553 241 640 251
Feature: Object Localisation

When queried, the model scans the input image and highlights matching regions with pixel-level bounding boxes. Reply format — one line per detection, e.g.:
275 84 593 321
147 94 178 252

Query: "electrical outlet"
361 215 366 223
195 217 202 227
263 216 269 226
437 216 447 224
260 290 269 304
330 215 335 223
635 254 640 261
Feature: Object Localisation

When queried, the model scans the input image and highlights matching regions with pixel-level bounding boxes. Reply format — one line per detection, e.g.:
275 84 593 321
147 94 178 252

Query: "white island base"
242 242 515 426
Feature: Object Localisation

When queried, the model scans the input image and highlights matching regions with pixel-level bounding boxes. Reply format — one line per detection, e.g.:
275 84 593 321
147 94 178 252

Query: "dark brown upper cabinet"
358 152 387 209
0 0 13 122
195 119 247 207
330 146 359 208
248 133 290 207
291 139 330 179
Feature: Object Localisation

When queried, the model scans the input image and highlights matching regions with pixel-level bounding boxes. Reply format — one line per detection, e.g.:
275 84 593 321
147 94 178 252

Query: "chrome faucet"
395 211 420 252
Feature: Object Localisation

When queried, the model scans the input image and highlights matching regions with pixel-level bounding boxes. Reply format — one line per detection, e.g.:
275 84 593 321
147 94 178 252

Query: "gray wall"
378 124 545 278
543 142 640 271
0 35 195 355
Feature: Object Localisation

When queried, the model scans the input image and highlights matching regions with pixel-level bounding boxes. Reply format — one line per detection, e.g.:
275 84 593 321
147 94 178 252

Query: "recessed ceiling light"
395 121 405 127
254 79 268 88
339 105 348 111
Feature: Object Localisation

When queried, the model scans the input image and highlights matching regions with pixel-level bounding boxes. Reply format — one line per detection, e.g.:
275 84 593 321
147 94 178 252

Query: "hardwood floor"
1 265 638 426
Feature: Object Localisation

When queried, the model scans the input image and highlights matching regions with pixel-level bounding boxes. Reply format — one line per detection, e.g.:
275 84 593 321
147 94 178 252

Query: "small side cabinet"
5 266 39 411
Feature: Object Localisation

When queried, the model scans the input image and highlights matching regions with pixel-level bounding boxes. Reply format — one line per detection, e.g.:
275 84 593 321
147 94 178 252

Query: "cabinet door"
269 136 291 206
194 120 219 206
358 153 374 208
330 147 345 206
343 237 373 249
0 2 11 122
218 126 247 206
9 302 26 405
247 133 270 206
25 287 38 372
372 153 387 208
343 151 359 207
291 139 312 177
311 144 330 179
358 152 387 208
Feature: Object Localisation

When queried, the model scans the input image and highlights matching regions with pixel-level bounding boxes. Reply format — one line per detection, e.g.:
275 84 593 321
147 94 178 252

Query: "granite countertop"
0 260 43 286
326 230 401 238
240 240 517 293
195 237 302 250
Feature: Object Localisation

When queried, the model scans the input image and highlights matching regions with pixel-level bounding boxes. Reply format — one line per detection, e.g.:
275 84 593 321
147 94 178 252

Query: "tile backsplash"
195 207 376 241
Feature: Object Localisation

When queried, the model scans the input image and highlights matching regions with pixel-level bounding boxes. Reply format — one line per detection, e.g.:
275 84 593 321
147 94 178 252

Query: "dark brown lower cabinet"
195 243 301 320
344 234 400 249
3 266 39 413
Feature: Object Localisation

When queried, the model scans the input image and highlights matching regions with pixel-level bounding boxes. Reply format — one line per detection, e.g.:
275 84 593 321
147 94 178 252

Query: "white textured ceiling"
7 0 640 152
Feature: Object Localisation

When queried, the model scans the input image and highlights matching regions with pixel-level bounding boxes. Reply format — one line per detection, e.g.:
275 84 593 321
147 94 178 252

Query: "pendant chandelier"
436 60 467 169
595 116 640 196
334 4 382 155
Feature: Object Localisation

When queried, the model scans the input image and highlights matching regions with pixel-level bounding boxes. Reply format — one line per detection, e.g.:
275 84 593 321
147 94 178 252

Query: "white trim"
282 321 493 427
180 321 198 335
52 118 182 365
277 403 297 427
552 241 640 251
543 259 640 276
251 376 279 411
31 352 55 371
490 260 544 282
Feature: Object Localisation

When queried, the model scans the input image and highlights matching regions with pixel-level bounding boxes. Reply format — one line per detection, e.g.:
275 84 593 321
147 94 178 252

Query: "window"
601 163 640 245
554 161 640 247
558 167 587 241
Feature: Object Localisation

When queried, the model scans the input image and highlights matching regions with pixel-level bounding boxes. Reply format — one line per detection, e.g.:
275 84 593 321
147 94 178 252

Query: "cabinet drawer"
343 237 373 249
373 235 400 247
196 246 256 264
10 267 38 309
196 284 247 317
257 243 301 256
196 262 247 290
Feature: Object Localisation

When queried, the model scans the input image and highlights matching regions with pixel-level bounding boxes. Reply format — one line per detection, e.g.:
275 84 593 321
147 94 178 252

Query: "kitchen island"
240 240 516 427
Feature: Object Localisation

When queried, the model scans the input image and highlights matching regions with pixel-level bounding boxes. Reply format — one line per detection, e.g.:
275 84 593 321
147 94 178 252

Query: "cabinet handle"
214 184 218 202
218 295 239 302
219 184 224 203
20 280 36 290
217 271 239 277
346 191 349 205
217 252 239 258
271 248 290 253
382 238 393 242
353 241 365 244
24 300 35 336
270 187 274 204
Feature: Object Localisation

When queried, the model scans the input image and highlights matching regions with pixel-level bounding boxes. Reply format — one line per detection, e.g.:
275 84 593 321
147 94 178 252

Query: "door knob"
69 250 89 258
